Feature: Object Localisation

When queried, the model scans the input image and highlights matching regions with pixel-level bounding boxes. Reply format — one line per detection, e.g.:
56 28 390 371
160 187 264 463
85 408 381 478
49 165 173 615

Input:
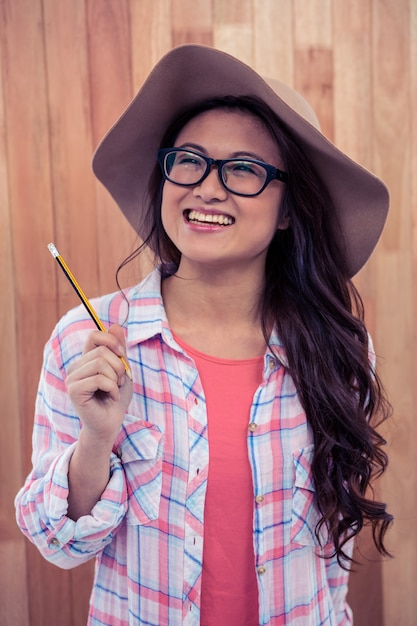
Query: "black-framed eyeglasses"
157 147 288 197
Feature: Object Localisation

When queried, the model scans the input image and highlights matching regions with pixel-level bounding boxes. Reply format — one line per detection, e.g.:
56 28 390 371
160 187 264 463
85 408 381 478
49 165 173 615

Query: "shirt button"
248 422 258 432
255 495 264 504
49 538 60 547
257 566 266 575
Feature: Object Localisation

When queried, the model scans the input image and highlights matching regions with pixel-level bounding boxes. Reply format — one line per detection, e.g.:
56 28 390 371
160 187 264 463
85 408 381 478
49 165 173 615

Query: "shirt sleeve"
325 541 354 625
14 323 128 570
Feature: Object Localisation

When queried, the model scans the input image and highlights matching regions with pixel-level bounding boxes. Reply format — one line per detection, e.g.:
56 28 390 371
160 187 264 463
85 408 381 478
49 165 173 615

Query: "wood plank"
87 0 132 145
87 0 138 294
333 0 373 167
253 0 294 86
332 5 385 623
293 47 333 141
293 0 333 142
1 1 73 624
293 0 332 48
43 0 99 307
172 0 213 46
0 0 23 541
411 0 417 382
0 9 30 626
348 539 384 626
347 537 384 626
1 0 56 298
71 561 95 626
0 541 29 626
0 0 56 533
25 542 73 626
214 0 252 25
128 0 174 285
371 0 417 624
130 0 172 90
213 0 253 64
410 4 417 617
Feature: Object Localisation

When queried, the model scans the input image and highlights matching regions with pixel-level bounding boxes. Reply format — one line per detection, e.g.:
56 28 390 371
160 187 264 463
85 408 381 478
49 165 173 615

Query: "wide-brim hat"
92 44 389 277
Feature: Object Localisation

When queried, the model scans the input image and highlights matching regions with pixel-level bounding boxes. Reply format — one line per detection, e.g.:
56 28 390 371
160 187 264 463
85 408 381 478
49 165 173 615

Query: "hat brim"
92 44 389 277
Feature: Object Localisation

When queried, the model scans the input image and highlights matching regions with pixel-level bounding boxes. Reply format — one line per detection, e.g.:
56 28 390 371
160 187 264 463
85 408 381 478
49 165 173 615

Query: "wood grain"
253 0 294 85
0 9 30 626
372 2 417 625
44 0 99 306
172 0 213 46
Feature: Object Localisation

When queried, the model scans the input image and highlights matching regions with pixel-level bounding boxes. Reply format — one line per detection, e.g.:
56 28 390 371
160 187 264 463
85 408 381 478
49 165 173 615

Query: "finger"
68 346 126 386
72 352 121 381
66 356 123 401
83 328 127 359
67 372 121 405
108 324 127 353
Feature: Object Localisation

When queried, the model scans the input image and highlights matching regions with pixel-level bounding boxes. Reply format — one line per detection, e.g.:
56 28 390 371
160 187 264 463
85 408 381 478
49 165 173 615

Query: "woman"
15 44 392 625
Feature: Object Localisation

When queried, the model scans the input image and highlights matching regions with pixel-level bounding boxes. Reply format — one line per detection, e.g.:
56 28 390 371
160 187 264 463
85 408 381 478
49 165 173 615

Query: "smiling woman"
15 44 392 626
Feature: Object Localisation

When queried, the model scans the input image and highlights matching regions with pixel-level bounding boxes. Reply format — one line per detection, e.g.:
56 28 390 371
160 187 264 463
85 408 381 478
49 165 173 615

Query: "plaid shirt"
15 268 353 625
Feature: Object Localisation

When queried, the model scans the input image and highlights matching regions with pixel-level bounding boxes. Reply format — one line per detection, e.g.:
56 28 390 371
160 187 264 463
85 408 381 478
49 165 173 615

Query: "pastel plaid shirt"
15 268 353 625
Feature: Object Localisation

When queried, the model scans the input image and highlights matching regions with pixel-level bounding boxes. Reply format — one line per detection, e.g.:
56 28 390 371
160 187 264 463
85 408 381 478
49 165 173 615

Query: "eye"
227 160 264 178
175 151 205 169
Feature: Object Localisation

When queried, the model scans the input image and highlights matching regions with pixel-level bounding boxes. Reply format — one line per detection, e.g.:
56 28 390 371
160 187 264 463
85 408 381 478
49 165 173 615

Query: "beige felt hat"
92 44 389 277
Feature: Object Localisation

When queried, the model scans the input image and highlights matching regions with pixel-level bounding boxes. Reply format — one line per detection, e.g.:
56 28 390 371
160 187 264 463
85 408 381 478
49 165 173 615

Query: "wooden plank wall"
0 1 415 624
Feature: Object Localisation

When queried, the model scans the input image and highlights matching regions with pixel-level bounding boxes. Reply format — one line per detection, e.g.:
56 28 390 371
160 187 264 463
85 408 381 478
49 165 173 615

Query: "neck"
165 260 264 318
161 261 268 359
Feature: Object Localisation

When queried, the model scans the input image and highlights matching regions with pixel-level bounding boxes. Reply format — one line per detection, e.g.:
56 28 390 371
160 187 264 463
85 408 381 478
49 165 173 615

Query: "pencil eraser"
47 243 59 258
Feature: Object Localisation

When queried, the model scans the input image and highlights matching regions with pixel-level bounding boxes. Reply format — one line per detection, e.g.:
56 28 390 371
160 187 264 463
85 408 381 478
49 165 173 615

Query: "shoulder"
48 269 161 373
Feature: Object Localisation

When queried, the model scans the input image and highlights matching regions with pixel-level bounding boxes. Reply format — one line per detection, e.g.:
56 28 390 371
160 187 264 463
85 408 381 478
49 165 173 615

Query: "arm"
66 325 132 520
15 323 131 569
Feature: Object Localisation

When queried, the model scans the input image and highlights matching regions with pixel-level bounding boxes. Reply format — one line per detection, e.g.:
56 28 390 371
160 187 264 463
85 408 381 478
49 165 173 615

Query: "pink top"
174 334 263 626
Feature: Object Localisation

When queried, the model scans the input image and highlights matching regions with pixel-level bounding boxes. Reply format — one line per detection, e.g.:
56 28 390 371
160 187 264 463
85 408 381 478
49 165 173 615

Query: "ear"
276 212 290 231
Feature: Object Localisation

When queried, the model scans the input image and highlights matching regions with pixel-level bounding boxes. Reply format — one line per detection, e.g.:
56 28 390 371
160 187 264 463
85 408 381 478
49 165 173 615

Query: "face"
160 108 288 275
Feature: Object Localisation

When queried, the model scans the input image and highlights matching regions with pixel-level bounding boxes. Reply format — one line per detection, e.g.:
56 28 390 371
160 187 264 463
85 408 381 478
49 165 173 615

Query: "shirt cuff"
43 443 127 559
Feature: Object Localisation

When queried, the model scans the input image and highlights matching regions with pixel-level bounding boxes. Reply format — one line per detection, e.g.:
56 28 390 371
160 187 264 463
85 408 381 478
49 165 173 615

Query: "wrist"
77 426 117 458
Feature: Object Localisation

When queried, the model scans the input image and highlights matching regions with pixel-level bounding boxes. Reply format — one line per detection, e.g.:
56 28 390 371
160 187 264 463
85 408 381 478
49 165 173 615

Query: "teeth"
188 210 234 225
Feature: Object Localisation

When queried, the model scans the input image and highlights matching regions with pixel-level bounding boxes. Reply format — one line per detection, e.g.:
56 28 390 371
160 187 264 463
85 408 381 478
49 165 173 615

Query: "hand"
66 324 133 446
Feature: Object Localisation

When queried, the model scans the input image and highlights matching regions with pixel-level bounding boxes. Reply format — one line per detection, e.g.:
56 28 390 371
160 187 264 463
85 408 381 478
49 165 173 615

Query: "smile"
186 209 235 226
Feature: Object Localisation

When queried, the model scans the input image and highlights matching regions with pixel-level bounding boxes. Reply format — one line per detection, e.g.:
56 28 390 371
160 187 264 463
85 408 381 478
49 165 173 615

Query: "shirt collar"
264 328 289 373
125 268 170 346
125 267 289 370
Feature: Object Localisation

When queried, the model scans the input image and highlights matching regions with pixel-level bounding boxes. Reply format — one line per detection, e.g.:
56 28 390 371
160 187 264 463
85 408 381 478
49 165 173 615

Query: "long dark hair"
117 95 392 567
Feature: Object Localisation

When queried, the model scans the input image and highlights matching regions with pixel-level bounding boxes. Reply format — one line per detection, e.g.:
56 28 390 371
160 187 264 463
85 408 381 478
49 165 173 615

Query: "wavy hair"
117 95 393 567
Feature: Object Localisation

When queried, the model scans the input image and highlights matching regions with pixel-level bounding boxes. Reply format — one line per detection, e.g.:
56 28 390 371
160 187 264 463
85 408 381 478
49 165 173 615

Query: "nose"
192 165 228 202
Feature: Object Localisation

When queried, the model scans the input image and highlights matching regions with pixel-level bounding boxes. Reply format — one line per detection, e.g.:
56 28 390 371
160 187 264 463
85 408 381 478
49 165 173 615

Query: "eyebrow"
176 142 269 163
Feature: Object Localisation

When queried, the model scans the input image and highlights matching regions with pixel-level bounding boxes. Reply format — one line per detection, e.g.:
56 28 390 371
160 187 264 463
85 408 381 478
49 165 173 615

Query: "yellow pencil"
47 243 132 380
